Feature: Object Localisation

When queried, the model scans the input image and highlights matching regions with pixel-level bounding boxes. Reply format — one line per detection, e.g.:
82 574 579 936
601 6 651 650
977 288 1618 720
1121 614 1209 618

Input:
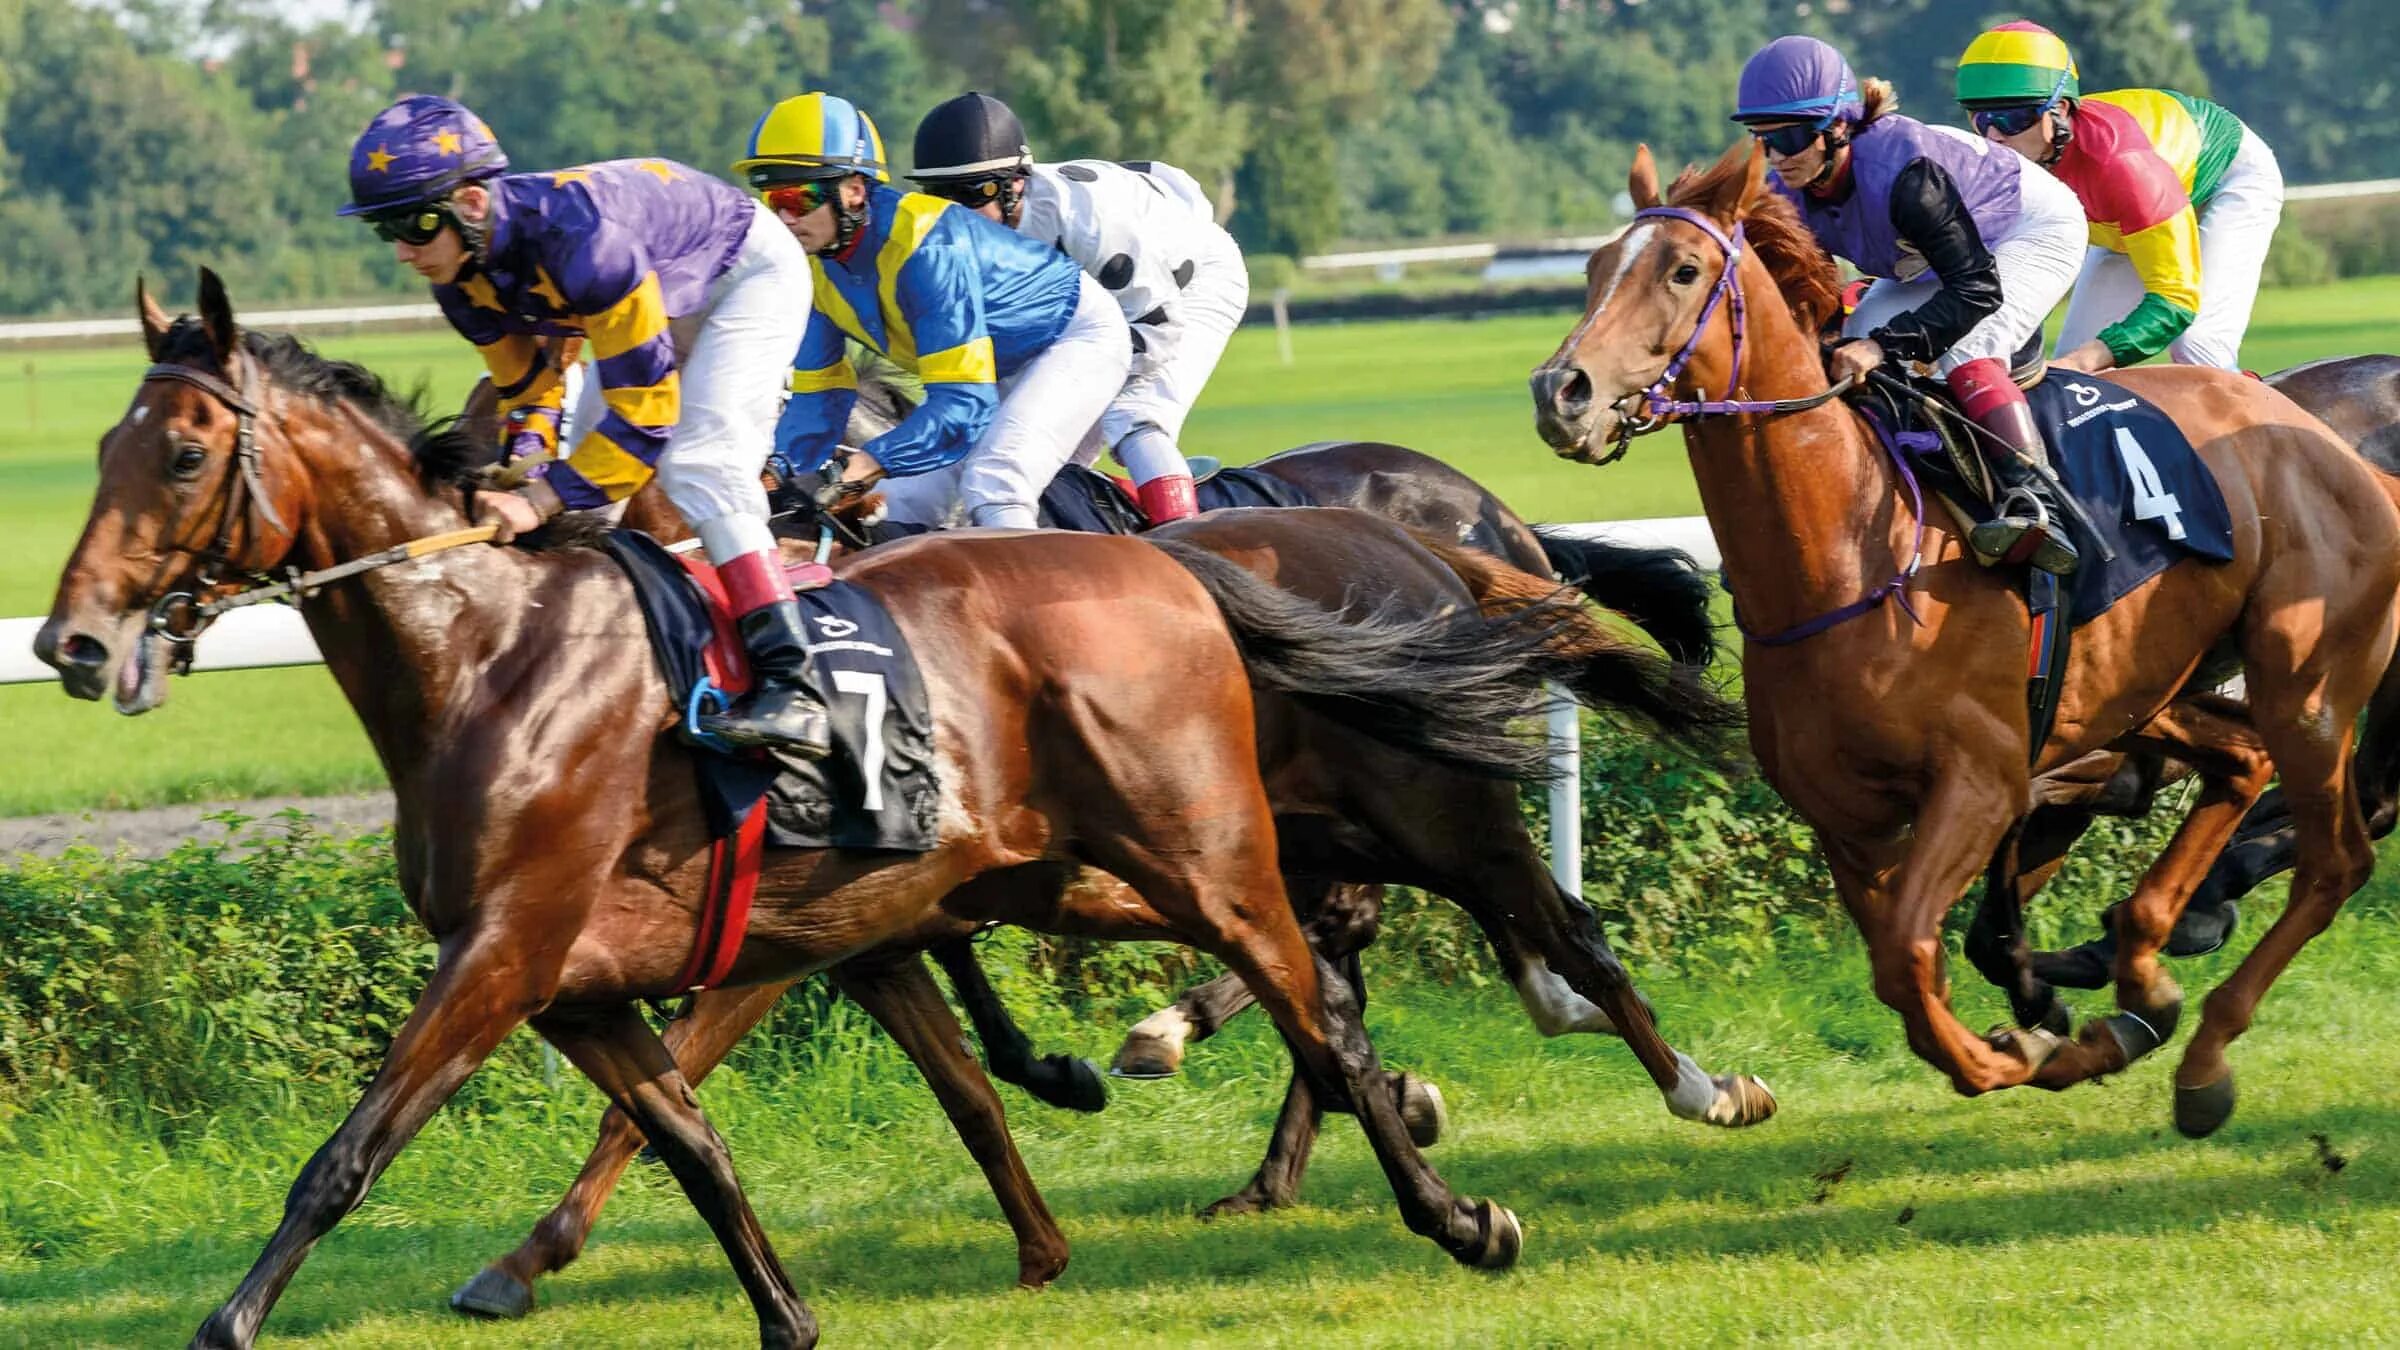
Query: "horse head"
1530 139 1829 463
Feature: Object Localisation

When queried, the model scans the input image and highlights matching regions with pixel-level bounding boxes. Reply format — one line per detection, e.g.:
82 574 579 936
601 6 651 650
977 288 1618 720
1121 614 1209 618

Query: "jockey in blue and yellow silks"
339 93 832 756
738 92 1132 530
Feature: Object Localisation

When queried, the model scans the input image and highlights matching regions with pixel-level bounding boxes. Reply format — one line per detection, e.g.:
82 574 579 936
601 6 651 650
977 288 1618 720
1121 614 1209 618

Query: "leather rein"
1609 205 1924 646
139 360 496 666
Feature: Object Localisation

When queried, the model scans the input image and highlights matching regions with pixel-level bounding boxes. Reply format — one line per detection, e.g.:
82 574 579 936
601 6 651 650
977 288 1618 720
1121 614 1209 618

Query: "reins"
1612 204 1924 645
139 360 501 660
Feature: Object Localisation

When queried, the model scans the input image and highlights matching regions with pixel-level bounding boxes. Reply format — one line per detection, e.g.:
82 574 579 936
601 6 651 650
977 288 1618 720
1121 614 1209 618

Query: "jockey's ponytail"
1858 77 1899 126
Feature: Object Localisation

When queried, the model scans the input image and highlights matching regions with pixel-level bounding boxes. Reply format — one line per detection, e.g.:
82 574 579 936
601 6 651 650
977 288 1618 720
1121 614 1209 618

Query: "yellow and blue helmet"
733 93 890 190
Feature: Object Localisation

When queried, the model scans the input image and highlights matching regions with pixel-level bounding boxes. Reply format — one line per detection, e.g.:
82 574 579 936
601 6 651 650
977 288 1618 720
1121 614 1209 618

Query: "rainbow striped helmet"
732 93 890 189
337 94 508 217
1956 21 2081 109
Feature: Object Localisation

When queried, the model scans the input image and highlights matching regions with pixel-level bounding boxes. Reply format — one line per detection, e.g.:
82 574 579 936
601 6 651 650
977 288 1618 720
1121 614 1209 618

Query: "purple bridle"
1616 204 1925 646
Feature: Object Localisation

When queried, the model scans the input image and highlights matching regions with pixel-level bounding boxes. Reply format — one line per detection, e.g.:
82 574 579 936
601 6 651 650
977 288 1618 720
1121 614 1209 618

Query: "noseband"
1609 205 1924 646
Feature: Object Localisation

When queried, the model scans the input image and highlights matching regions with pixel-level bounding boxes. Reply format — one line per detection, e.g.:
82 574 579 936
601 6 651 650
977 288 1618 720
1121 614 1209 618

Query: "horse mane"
1664 141 1845 336
155 317 484 490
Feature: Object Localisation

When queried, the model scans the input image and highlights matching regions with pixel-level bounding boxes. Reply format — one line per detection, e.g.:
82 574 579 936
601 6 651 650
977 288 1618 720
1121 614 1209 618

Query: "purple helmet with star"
1731 35 1863 128
338 94 509 217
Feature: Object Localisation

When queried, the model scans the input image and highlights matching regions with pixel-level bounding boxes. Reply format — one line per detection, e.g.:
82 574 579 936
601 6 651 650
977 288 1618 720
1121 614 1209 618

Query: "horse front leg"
1112 878 1374 1078
531 1002 813 1349
453 980 797 1320
194 936 558 1348
1829 764 2052 1097
929 938 1108 1112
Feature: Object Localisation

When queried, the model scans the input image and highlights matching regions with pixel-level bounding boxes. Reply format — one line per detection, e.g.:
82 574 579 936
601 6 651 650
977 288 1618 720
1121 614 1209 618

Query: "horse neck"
1677 262 1909 638
284 404 526 786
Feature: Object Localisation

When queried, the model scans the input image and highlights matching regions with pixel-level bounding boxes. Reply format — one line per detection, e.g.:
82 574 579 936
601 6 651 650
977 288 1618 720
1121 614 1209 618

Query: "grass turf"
4 276 2399 814
2 894 2395 1346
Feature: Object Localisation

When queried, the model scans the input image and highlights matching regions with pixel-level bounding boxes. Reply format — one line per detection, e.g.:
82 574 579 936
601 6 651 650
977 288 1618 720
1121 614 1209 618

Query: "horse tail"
1152 538 1582 783
1406 530 1742 746
1532 525 1720 671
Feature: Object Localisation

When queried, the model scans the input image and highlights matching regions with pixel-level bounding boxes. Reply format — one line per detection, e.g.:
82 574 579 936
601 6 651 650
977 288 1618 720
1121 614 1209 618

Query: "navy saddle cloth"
600 529 941 852
1896 370 2236 621
1038 463 1311 535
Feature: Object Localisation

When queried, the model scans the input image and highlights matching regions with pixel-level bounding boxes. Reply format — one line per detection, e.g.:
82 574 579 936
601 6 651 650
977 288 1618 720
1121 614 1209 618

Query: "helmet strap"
1801 125 1853 195
2040 101 2076 167
821 176 871 259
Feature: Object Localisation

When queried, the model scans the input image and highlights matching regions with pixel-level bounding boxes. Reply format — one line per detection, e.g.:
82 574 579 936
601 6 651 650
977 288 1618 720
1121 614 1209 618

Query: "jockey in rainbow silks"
904 91 1250 527
1958 21 2285 373
742 92 1132 532
339 93 832 757
1732 35 2089 576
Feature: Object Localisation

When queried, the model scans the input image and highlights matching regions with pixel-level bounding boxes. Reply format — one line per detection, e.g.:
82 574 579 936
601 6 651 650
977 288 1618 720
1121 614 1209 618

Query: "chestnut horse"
37 274 1549 1347
1529 143 2400 1136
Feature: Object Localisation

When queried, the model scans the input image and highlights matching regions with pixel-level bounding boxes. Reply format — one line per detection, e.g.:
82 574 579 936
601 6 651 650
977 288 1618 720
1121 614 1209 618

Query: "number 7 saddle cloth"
600 528 940 854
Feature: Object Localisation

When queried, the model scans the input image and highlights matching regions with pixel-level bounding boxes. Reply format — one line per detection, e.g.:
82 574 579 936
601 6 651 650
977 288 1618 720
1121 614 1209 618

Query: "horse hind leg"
929 937 1108 1113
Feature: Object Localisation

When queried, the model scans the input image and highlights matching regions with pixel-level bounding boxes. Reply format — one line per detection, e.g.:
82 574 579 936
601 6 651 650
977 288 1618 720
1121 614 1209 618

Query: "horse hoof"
1707 1074 1777 1127
1992 1025 2067 1072
1397 1074 1448 1148
2175 1072 2237 1139
1109 1031 1182 1080
1035 1055 1110 1113
2101 1005 2178 1064
2035 998 2076 1038
1460 1200 1523 1271
1199 1190 1273 1222
450 1265 536 1320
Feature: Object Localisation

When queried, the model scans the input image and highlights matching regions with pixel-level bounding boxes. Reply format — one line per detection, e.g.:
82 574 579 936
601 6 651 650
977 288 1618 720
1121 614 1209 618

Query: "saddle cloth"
1036 462 1311 535
1896 370 2237 622
600 529 941 852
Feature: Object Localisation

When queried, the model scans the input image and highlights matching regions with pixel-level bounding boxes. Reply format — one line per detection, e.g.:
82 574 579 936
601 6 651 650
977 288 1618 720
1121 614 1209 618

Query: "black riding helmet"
909 91 1032 215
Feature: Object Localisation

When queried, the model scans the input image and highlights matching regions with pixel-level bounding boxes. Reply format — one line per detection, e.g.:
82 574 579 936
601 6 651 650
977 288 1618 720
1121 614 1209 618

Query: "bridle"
1602 204 1924 646
137 357 497 665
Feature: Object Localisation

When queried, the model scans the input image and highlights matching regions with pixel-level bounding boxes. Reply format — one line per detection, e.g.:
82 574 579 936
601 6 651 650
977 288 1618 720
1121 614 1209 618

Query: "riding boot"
1135 474 1199 526
1948 358 2079 576
697 599 833 757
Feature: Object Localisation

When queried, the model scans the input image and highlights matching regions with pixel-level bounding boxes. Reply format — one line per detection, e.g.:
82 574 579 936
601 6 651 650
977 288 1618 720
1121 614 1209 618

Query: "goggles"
762 181 836 217
366 205 452 247
1749 121 1827 158
914 176 1009 208
1970 69 2073 139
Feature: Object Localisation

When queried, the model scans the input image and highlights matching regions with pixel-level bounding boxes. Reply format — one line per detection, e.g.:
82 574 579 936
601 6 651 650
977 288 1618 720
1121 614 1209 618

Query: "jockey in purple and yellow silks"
1958 21 2285 372
737 92 1132 532
339 93 833 757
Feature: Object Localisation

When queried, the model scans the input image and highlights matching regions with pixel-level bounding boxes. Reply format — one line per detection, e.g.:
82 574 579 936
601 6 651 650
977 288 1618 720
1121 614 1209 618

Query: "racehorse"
36 273 1574 1346
1528 141 2400 1136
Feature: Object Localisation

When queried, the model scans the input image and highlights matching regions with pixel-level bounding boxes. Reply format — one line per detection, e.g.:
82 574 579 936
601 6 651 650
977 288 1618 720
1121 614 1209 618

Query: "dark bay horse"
37 274 1563 1346
1529 143 2400 1135
447 506 1769 1317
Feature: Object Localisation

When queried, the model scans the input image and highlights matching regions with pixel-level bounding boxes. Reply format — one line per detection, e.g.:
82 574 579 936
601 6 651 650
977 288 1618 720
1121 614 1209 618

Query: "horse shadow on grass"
9 1093 2388 1344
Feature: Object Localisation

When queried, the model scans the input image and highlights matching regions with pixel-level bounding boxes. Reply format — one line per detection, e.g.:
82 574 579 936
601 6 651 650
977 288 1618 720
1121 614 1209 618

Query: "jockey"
1734 36 2091 575
1957 21 2285 372
339 94 831 757
903 91 1248 526
739 92 1131 532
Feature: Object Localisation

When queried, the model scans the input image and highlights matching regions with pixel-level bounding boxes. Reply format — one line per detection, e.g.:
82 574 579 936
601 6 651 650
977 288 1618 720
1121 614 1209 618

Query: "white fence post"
1546 686 1582 896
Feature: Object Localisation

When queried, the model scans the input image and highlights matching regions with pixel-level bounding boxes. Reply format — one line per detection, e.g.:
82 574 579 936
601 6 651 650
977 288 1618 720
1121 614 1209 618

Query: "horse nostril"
60 633 109 670
1556 369 1593 417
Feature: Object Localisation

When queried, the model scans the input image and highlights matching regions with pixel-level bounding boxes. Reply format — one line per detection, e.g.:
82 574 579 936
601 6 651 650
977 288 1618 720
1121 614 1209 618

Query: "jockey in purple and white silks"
904 92 1247 526
742 92 1132 533
1732 36 2090 576
340 93 831 757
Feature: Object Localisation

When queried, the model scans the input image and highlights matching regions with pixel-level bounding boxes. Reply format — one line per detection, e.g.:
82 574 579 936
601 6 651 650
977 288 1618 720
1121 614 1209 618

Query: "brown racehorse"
1529 142 2400 1136
36 274 1548 1347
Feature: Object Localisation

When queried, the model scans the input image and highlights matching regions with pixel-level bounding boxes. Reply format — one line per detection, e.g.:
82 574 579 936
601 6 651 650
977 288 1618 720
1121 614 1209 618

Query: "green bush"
0 736 2194 1125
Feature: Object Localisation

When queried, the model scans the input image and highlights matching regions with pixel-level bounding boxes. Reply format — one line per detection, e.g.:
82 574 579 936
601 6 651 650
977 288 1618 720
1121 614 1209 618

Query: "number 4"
2115 427 2186 541
829 669 888 811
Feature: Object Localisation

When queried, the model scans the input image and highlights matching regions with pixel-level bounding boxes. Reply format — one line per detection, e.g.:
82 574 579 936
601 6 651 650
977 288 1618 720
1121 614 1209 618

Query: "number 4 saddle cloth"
1906 370 2237 624
600 528 941 853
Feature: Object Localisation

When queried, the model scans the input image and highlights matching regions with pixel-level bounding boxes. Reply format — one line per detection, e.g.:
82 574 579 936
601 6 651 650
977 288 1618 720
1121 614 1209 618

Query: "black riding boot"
696 600 833 758
1964 398 2081 577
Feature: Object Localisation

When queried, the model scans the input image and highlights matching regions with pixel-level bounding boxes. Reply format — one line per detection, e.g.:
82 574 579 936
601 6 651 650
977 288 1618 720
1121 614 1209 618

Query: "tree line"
0 0 2383 315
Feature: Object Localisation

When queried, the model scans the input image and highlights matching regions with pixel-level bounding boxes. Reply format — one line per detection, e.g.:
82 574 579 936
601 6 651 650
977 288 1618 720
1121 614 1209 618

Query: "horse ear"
1733 140 1770 220
1629 145 1662 210
196 267 238 367
135 275 171 361
1699 138 1753 221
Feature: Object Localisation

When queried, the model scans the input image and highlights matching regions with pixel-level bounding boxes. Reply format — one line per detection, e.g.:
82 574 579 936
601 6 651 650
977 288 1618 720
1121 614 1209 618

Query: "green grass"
4 895 2396 1346
5 277 2400 815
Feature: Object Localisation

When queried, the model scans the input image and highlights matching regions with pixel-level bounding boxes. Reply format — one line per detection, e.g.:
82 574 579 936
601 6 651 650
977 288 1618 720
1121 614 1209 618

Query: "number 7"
829 669 888 811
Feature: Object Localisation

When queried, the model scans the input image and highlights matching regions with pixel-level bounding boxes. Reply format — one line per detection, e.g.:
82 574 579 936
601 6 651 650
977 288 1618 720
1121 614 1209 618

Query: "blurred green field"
4 276 2398 814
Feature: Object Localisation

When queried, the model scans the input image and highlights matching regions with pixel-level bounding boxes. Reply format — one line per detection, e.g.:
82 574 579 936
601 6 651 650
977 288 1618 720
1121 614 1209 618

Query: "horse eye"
1672 263 1702 285
171 441 208 479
